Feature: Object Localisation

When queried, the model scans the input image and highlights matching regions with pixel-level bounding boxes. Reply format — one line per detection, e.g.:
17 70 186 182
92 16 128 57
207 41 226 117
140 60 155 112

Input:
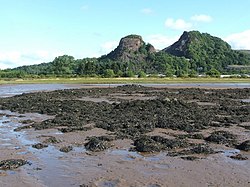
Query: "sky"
0 0 250 69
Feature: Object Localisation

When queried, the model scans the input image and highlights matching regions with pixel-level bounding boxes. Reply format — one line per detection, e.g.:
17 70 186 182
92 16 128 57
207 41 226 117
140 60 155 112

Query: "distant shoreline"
0 77 249 85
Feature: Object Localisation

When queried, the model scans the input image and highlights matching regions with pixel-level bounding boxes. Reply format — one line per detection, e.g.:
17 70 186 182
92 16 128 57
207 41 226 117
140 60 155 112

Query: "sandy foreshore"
0 84 250 186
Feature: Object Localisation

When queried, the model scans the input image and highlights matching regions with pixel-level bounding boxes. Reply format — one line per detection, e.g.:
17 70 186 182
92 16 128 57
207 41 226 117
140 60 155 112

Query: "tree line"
0 52 249 79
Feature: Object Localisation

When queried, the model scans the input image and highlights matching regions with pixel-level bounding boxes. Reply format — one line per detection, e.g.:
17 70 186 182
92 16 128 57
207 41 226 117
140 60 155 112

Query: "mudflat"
0 84 250 187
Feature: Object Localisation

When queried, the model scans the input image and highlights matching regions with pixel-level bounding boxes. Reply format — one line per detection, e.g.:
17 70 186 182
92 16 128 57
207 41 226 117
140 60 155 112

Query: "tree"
138 71 146 78
104 69 115 78
189 69 198 77
51 55 75 75
207 68 221 77
125 70 134 77
165 64 174 77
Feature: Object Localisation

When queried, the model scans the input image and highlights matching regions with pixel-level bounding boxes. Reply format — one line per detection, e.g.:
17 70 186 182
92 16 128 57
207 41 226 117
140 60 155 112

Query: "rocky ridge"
104 34 155 62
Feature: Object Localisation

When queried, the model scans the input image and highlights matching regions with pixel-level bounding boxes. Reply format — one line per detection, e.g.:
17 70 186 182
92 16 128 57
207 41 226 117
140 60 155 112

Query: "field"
0 77 249 84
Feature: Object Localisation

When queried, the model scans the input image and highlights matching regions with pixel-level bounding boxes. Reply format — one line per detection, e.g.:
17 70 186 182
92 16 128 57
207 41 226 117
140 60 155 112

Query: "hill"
104 34 155 62
1 31 250 78
163 31 250 73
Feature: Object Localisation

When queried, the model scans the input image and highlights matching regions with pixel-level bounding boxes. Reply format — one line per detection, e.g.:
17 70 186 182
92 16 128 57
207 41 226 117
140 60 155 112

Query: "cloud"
100 41 118 54
165 14 212 31
191 14 212 22
225 30 250 49
146 34 178 50
141 8 153 14
0 50 63 69
165 18 192 30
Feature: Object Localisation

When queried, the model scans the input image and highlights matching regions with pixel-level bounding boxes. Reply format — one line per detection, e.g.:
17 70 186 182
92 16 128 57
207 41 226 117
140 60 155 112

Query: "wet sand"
0 84 250 187
1 112 250 187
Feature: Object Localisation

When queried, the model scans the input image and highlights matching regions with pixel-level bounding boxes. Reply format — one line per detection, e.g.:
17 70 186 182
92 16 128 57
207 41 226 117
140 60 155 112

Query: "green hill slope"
163 31 250 73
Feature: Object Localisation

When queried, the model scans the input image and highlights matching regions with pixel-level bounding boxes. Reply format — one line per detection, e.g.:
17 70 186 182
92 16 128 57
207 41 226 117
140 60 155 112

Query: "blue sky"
1 0 250 69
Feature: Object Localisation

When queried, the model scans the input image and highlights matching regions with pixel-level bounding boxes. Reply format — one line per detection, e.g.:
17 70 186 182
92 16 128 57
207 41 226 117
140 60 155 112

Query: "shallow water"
78 83 250 89
241 99 250 103
1 83 250 98
0 84 74 98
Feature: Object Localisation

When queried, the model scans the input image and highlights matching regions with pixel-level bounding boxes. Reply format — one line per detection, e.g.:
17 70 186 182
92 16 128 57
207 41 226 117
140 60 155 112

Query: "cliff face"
105 34 156 61
162 31 190 57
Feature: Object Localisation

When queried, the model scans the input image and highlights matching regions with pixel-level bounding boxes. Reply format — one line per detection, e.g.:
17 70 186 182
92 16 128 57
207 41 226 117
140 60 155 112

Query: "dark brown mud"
0 85 249 155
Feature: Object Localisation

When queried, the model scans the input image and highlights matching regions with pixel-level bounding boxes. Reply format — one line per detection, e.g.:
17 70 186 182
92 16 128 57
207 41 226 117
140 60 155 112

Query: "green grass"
0 77 249 84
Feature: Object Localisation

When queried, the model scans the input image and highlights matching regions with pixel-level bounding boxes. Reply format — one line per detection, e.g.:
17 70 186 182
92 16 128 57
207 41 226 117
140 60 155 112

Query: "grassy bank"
0 77 249 84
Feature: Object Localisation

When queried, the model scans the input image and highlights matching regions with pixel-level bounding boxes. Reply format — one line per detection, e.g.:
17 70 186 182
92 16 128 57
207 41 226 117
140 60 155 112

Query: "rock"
237 140 250 151
43 136 60 144
230 154 248 160
32 143 48 149
162 31 190 57
14 125 33 132
134 136 163 152
181 156 200 161
59 146 73 153
85 137 111 152
164 97 171 102
104 34 155 62
205 131 237 145
190 144 215 154
134 136 188 153
19 119 34 124
0 159 28 170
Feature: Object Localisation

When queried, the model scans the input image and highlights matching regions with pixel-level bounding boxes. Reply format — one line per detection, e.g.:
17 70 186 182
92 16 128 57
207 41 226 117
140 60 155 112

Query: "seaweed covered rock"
181 156 200 161
236 140 250 151
85 137 112 152
0 159 28 170
43 136 60 144
134 136 188 152
230 154 248 160
205 131 237 145
32 143 48 149
134 136 164 152
59 146 73 153
190 144 215 154
0 86 249 155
